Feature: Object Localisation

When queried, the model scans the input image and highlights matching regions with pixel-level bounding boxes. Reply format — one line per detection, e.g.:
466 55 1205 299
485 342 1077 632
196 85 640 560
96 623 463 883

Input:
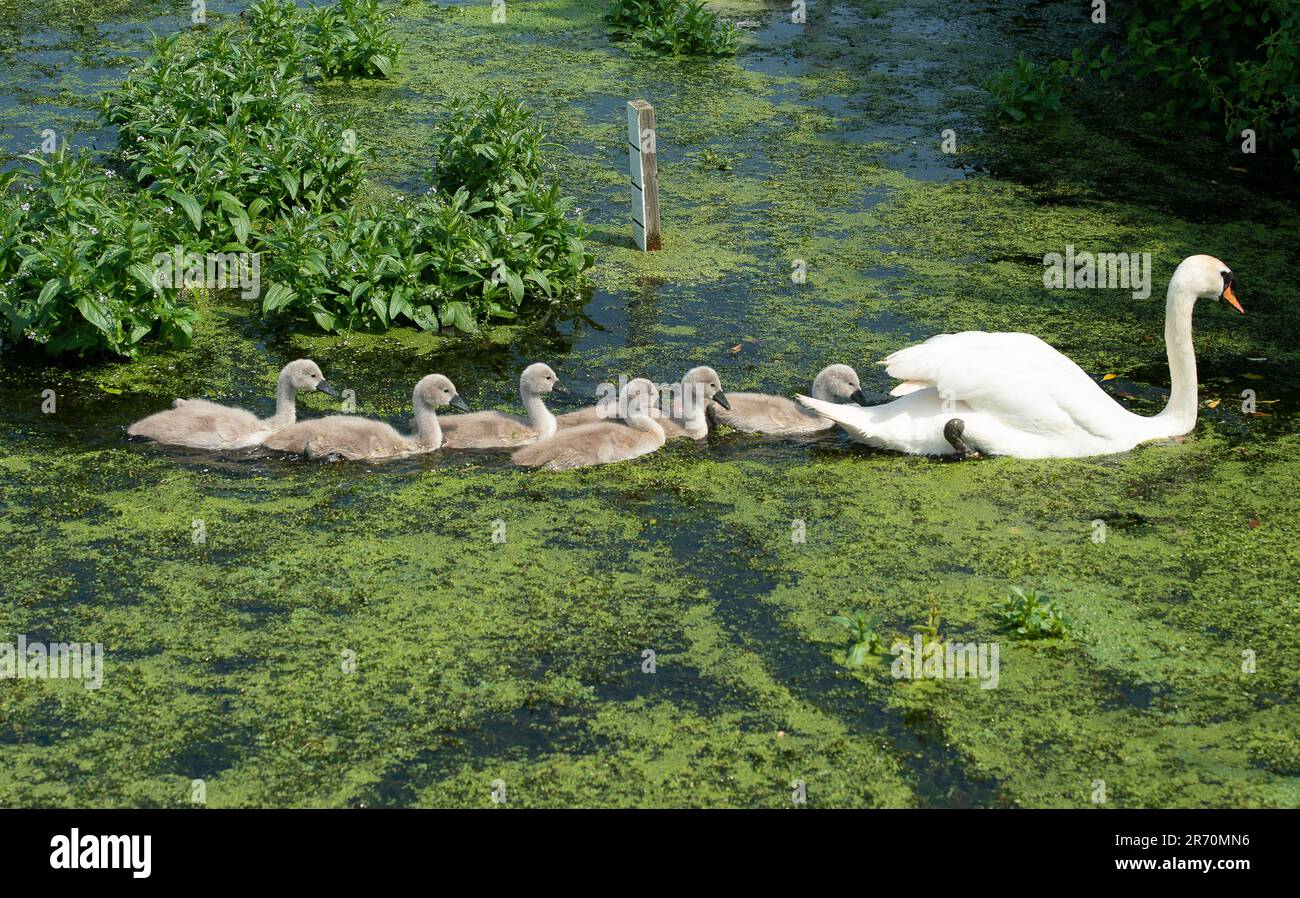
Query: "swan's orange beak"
1223 283 1244 314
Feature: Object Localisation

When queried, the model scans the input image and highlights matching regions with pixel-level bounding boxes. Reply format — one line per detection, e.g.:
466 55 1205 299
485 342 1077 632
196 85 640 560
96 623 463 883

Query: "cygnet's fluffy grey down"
262 374 467 460
554 366 729 441
709 364 866 434
512 378 665 470
438 362 565 449
127 359 337 449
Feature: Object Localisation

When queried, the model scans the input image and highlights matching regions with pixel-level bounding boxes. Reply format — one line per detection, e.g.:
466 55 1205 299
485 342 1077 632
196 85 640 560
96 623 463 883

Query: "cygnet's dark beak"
552 381 570 395
850 388 868 406
317 381 339 398
711 389 731 410
450 395 471 413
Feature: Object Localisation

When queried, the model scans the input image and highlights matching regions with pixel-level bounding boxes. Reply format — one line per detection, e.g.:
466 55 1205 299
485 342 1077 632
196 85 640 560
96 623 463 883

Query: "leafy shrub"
261 181 591 335
430 96 546 206
605 0 737 57
305 0 401 78
1001 1 1300 168
1116 0 1300 168
985 53 1070 123
3 2 588 355
992 587 1071 639
0 151 195 356
102 29 367 249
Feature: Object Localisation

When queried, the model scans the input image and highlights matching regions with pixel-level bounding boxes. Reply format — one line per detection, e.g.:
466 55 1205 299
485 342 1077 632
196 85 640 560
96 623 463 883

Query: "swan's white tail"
795 395 884 444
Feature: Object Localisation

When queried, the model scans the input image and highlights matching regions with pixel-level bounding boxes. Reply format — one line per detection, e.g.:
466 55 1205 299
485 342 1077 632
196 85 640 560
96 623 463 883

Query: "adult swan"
798 255 1243 459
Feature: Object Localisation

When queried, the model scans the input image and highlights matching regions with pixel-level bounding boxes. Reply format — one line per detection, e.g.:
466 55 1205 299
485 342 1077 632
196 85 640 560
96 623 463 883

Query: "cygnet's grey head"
414 374 470 412
520 362 567 397
682 365 729 410
281 359 338 397
812 364 867 405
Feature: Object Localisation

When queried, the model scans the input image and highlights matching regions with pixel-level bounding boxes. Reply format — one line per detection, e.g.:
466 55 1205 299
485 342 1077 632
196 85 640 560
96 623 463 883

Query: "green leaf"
166 189 203 231
38 278 62 306
262 283 297 314
76 293 114 334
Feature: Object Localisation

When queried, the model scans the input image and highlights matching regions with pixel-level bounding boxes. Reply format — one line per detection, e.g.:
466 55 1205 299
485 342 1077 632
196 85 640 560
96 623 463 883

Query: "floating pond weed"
993 587 1072 639
830 610 886 668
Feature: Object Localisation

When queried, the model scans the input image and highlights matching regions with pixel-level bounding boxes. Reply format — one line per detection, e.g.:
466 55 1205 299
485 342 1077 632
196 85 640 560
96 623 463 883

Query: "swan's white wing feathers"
882 331 1120 438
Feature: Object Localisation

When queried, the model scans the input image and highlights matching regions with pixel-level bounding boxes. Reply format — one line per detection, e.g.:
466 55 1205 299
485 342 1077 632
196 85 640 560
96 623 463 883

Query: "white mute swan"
439 363 566 449
512 378 665 470
262 374 468 460
797 255 1242 459
127 359 337 449
710 364 867 434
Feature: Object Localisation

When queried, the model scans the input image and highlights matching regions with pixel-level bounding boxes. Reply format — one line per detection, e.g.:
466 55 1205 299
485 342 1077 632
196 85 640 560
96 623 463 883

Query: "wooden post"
627 99 661 251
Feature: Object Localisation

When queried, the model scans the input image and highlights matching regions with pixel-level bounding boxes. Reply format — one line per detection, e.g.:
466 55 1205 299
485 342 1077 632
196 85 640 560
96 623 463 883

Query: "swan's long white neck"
411 401 443 450
523 388 556 440
269 370 297 427
1152 276 1199 435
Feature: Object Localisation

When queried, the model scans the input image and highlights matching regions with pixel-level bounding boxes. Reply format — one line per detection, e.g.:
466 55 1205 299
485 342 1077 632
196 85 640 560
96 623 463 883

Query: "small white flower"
20 203 29 212
89 226 99 235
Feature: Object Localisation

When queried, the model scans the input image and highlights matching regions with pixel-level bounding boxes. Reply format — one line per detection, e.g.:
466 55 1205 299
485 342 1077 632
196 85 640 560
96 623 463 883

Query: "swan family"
128 255 1242 466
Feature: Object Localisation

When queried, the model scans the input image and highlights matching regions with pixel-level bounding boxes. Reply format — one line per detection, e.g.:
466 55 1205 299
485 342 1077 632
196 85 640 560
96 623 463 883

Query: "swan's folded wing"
883 331 1120 438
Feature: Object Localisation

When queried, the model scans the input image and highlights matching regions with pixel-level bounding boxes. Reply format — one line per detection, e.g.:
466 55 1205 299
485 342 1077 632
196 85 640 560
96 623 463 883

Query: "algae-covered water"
1 0 1298 807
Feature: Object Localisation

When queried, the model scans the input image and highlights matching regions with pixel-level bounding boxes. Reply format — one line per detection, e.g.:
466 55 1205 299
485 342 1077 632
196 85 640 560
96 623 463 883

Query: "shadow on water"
632 499 1005 807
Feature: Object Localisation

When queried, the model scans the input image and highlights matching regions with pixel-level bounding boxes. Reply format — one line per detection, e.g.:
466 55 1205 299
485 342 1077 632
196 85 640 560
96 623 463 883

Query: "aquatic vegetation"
102 28 367 245
984 53 1069 123
1105 0 1300 170
305 0 402 79
0 150 195 356
830 610 885 668
992 587 1071 639
695 148 733 171
431 95 547 206
605 0 737 57
261 94 591 335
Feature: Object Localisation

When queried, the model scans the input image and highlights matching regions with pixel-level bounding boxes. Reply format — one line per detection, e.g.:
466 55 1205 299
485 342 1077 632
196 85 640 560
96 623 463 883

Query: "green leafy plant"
430 95 547 206
261 180 591 335
0 150 195 357
830 611 885 668
101 27 368 249
886 594 945 667
993 587 1071 639
696 148 733 171
605 0 737 57
305 0 401 78
1068 0 1300 171
984 53 1070 123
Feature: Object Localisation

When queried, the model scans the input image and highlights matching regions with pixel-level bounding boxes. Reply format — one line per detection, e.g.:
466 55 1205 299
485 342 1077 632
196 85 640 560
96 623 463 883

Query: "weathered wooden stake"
627 99 661 251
